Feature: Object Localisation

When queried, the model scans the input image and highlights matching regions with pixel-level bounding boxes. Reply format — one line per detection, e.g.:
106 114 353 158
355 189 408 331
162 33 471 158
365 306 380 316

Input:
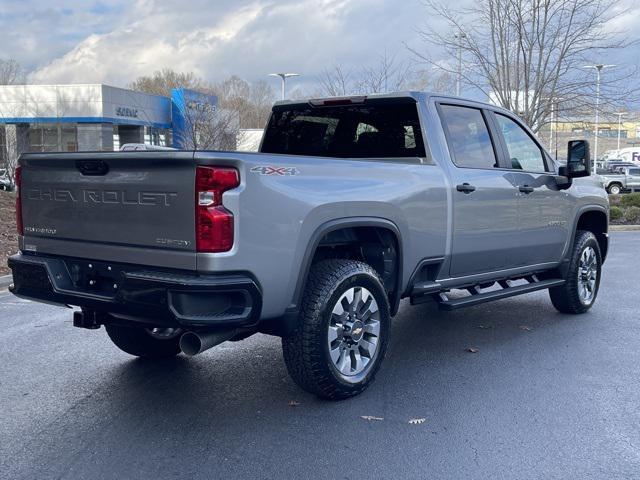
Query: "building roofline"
0 83 170 100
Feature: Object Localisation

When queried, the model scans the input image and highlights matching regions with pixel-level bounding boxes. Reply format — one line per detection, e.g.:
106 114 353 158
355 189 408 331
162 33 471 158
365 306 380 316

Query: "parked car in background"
601 166 640 194
605 160 636 172
0 169 14 191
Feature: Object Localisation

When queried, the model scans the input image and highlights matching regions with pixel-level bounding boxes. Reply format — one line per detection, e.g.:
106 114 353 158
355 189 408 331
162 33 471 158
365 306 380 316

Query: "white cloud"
25 0 428 88
1 0 636 96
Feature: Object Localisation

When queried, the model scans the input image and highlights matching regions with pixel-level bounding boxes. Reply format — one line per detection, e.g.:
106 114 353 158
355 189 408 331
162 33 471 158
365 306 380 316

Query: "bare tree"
411 0 639 132
0 59 25 85
317 52 456 97
173 98 239 151
211 76 276 129
318 66 353 96
128 69 204 97
0 59 26 178
130 70 276 147
357 52 414 93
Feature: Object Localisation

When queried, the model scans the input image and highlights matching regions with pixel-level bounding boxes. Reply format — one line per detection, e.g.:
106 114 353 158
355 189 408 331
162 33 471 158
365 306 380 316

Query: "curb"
609 225 640 232
0 274 13 289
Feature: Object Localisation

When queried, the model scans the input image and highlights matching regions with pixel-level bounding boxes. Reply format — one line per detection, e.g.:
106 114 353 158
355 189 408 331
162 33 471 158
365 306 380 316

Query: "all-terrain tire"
282 259 391 400
549 230 602 314
105 324 182 358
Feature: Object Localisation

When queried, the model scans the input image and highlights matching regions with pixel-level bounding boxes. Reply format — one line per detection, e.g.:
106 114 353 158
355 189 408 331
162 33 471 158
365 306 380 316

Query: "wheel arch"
557 207 608 276
291 217 404 317
575 208 609 262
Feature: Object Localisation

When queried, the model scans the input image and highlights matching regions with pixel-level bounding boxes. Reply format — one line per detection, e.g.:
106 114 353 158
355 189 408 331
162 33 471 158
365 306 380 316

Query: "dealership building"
0 84 219 167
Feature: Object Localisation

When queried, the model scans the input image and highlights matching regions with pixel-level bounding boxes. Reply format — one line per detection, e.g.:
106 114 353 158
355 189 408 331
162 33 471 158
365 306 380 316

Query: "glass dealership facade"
0 84 211 168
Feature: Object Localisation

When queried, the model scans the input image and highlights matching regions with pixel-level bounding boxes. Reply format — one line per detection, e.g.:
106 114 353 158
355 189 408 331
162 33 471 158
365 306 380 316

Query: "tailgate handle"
76 160 109 176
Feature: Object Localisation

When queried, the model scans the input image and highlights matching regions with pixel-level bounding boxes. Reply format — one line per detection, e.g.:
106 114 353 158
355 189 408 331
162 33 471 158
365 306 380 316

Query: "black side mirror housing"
559 140 591 178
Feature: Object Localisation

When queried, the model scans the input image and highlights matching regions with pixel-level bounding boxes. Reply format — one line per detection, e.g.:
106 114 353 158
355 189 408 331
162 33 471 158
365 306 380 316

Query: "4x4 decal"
250 166 300 176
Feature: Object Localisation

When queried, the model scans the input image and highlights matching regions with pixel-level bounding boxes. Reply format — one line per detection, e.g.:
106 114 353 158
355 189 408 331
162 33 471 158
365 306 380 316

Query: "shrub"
608 194 622 207
624 206 640 224
620 192 640 208
610 206 623 221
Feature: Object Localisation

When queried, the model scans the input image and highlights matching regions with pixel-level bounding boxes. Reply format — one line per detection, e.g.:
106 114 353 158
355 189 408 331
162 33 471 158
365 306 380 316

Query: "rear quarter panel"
194 151 448 318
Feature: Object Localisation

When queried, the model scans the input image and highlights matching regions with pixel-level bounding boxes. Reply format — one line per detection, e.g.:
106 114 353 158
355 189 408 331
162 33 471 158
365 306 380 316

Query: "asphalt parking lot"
1 232 639 480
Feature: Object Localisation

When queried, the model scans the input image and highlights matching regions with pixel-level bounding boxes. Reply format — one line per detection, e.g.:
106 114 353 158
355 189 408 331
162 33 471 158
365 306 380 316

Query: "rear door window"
439 104 499 169
261 102 426 158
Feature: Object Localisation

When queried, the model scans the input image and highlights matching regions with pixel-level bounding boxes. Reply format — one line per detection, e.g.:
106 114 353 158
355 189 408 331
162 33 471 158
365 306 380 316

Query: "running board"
438 278 565 311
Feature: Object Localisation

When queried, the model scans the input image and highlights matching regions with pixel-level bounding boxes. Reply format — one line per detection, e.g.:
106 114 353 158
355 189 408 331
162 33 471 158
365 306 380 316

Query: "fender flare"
559 205 609 274
290 217 404 316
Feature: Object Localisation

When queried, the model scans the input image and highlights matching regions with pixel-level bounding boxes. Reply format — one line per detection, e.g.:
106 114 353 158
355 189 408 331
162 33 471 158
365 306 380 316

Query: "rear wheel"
282 259 390 400
105 324 183 358
549 230 602 314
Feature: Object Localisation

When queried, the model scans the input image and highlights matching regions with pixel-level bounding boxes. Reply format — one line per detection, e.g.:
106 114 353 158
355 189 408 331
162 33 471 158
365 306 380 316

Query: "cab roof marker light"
309 96 368 107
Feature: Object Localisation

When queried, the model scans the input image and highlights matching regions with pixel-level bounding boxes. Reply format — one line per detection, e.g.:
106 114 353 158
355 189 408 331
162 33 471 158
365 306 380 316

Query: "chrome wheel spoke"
330 345 342 364
337 350 351 374
352 350 365 372
328 325 339 343
364 320 380 337
359 338 377 358
352 288 362 312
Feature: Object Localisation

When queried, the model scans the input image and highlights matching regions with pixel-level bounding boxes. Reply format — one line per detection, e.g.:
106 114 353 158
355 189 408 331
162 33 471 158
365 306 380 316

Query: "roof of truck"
273 91 506 113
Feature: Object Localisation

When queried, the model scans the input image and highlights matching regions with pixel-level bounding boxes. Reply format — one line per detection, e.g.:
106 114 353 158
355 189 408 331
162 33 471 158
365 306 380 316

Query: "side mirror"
559 140 591 178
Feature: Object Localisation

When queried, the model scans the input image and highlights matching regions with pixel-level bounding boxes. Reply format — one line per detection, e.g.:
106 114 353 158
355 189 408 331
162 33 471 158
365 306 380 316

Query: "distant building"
0 84 222 167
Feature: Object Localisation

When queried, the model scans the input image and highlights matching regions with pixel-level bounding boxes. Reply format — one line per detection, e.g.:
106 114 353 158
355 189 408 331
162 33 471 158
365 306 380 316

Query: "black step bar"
437 277 565 311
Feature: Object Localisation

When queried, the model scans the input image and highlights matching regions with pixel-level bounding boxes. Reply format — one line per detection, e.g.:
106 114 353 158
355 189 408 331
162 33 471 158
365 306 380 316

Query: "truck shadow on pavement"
108 290 583 410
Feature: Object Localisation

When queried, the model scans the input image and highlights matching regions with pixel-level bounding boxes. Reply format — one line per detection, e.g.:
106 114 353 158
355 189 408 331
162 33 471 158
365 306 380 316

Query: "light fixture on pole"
583 64 616 161
614 111 627 152
454 32 467 97
269 73 300 100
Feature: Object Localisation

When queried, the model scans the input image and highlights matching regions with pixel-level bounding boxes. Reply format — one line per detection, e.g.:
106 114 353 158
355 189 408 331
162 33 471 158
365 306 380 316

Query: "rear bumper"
8 253 262 329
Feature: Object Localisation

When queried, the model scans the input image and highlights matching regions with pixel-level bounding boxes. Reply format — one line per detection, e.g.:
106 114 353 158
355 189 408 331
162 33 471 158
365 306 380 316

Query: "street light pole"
584 64 615 161
454 32 466 96
269 73 300 100
615 111 626 152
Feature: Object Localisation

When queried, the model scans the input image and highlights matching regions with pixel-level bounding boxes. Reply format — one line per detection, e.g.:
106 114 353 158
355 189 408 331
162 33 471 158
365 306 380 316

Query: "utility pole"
454 32 466 96
584 64 615 161
615 111 626 152
269 73 300 100
547 97 564 158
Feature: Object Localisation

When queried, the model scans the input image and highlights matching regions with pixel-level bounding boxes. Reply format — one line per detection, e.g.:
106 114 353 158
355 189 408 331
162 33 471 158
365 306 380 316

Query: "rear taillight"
195 166 239 252
15 166 23 236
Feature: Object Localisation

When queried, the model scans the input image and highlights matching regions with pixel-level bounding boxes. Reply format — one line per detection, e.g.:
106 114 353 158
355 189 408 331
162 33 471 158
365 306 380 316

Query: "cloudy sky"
1 0 639 97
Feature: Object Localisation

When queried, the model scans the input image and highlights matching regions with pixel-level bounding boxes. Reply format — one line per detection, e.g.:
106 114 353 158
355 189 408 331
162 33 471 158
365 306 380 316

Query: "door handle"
518 185 534 194
456 183 476 194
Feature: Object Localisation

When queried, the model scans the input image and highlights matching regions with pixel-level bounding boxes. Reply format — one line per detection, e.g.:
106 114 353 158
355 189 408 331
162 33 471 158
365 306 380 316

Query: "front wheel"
105 324 183 358
549 230 602 314
282 259 391 400
608 184 622 195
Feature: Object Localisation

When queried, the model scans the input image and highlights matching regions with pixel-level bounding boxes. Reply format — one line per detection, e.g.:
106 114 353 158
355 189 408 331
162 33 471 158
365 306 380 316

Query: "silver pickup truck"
601 166 640 194
8 92 609 399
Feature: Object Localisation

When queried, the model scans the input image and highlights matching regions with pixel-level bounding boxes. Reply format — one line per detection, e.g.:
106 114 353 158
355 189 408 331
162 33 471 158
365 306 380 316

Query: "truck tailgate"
20 152 197 269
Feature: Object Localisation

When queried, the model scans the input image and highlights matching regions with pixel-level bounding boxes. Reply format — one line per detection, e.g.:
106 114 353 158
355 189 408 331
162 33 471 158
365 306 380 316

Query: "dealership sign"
187 101 216 114
115 107 139 118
